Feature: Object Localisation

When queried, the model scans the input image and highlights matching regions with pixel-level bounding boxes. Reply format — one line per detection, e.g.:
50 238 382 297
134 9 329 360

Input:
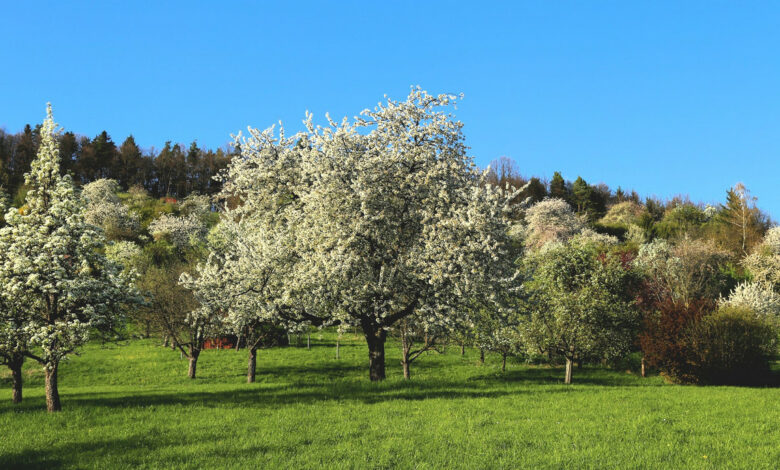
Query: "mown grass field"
1 331 778 469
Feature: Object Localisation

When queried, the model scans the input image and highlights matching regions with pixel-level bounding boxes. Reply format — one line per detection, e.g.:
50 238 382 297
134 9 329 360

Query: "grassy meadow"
1 331 778 469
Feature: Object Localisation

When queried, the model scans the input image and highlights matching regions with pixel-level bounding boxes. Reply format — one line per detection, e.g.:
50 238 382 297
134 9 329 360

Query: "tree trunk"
336 338 340 360
188 349 200 379
641 357 646 378
247 347 257 383
364 328 387 381
564 357 573 385
502 354 507 372
400 328 411 380
479 348 485 365
45 361 61 412
10 355 24 404
307 333 311 350
461 342 465 356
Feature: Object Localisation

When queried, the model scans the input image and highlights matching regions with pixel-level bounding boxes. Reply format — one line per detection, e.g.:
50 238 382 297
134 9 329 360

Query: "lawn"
1 331 778 469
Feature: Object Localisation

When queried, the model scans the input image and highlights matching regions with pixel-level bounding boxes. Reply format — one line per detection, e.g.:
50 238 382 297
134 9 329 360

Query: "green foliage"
685 306 778 385
654 204 708 239
524 241 640 381
0 336 778 468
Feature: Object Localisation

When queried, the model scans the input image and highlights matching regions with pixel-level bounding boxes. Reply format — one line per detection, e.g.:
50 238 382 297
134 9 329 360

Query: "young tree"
523 240 639 384
218 88 519 381
716 183 767 255
394 315 445 380
0 105 136 411
180 219 285 383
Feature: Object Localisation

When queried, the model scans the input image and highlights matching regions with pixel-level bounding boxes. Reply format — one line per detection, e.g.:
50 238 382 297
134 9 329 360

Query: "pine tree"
549 171 568 202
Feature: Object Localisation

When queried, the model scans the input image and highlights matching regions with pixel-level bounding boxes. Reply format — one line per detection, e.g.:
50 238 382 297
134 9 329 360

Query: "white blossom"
720 282 780 320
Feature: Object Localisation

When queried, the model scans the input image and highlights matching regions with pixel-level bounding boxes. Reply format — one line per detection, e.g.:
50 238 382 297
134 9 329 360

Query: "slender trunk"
364 328 386 381
564 357 573 384
144 320 151 339
45 361 61 412
307 333 311 350
247 347 257 383
336 337 340 360
188 349 200 379
460 342 465 356
479 348 485 365
10 355 24 404
400 328 411 380
502 354 507 372
641 357 646 378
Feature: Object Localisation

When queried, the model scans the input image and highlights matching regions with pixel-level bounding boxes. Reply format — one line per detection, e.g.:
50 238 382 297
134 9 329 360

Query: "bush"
685 306 777 385
639 298 711 383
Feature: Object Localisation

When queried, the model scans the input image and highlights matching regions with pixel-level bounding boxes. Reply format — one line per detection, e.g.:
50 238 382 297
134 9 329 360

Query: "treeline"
487 156 773 257
0 125 233 202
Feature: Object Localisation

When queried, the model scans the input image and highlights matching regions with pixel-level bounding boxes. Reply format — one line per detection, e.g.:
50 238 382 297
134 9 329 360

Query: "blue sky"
1 1 778 218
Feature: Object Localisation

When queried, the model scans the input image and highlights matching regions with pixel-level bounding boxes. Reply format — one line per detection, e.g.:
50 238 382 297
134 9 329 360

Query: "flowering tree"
208 88 519 381
743 227 780 289
0 105 137 411
523 240 639 384
720 282 780 321
634 238 729 307
83 178 140 240
523 198 584 250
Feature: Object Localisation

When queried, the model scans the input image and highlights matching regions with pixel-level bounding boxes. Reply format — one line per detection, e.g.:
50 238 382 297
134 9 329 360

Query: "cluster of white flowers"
743 227 780 288
82 179 140 238
720 282 780 320
105 240 142 267
149 213 207 249
523 198 584 250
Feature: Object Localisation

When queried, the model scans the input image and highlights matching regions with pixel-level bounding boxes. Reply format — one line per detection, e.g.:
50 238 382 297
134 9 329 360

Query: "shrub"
685 306 777 385
639 297 712 383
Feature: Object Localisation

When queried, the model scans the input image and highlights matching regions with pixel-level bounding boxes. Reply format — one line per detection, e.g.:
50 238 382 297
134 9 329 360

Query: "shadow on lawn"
1 366 656 414
0 434 275 470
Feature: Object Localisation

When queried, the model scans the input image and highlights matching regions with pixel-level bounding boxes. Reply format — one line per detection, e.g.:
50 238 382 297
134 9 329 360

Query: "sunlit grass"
1 331 778 469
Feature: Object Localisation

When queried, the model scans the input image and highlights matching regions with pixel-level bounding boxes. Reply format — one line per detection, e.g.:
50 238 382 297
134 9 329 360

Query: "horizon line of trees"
0 126 233 202
2 125 774 232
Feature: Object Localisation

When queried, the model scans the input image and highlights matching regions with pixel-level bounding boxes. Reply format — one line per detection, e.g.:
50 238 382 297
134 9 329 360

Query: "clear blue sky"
1 1 778 218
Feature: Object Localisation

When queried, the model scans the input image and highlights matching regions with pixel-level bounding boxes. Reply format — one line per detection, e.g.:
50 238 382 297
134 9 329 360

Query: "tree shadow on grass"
52 378 549 410
0 434 275 470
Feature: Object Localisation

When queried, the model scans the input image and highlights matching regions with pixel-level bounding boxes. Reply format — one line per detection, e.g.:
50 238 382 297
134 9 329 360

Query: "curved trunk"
247 347 257 383
188 349 200 379
364 328 387 381
45 361 61 412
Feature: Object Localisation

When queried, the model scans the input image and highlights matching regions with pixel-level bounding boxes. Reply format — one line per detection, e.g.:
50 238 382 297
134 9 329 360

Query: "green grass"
1 331 778 469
